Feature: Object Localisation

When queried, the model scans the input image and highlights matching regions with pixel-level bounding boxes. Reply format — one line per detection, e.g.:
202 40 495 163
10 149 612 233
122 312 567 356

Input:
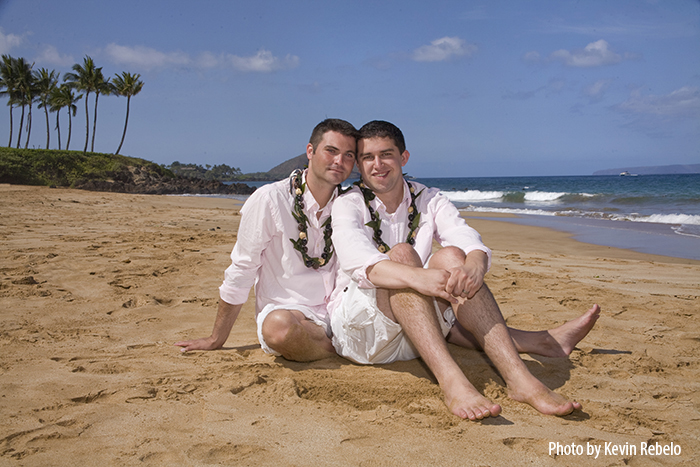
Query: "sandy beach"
1 184 698 466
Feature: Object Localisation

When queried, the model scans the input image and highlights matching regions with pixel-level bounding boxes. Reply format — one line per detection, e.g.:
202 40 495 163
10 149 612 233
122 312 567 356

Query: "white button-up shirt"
328 180 491 315
219 171 338 318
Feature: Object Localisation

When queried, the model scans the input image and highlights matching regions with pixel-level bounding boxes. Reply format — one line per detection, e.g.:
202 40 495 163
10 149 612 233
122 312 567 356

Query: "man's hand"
412 268 459 304
174 299 242 353
174 336 221 353
445 251 488 299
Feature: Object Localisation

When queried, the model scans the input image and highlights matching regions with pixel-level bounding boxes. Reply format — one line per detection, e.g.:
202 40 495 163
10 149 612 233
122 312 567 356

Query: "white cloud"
550 40 629 67
104 43 190 70
523 51 542 63
226 49 299 72
412 37 477 62
104 44 299 73
35 45 74 67
526 40 635 68
616 86 700 118
0 28 22 55
195 51 221 69
583 79 612 101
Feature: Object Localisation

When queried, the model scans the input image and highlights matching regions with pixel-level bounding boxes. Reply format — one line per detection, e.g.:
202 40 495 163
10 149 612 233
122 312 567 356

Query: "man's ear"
400 150 410 167
306 143 314 162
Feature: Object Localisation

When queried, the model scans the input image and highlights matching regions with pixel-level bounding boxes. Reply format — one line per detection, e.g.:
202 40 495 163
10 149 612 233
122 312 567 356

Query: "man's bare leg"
261 309 336 362
431 248 581 416
381 244 501 420
447 304 601 357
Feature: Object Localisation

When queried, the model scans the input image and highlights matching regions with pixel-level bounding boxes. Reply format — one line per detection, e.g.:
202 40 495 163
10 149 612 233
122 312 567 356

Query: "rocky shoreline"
72 165 256 195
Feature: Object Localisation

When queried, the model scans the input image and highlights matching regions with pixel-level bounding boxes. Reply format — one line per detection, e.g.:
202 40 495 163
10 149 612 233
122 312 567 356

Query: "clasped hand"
413 261 485 304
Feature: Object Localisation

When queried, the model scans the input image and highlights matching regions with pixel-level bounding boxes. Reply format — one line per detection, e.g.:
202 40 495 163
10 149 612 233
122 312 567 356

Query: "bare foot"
442 375 502 421
541 304 601 357
508 377 581 416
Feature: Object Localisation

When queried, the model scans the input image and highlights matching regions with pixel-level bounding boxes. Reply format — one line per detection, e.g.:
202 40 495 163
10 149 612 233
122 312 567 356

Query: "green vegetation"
0 146 170 187
166 161 243 181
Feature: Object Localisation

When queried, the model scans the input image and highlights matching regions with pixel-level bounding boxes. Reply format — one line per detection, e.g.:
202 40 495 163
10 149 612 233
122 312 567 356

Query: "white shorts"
256 303 331 356
331 281 456 364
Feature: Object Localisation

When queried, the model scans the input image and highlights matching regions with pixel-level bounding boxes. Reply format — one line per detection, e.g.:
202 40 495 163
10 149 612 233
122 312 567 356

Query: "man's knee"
388 243 422 267
261 309 297 349
429 246 465 269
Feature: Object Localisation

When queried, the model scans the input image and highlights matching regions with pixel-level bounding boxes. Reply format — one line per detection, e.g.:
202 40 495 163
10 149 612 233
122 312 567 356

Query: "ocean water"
223 173 700 261
413 174 700 260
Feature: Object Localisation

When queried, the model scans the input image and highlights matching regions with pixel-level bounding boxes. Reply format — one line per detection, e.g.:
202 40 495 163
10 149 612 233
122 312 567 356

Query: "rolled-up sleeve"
219 191 277 304
331 191 389 289
430 192 492 271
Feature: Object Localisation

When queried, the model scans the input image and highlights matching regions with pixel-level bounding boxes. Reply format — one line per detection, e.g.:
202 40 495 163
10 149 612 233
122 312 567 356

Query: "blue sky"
0 0 698 177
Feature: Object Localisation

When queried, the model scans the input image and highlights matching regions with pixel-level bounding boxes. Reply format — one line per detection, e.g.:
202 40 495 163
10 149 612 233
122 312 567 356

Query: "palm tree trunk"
7 105 13 147
83 92 90 153
91 92 100 152
67 108 72 150
16 105 25 148
25 104 33 149
44 105 50 149
115 95 131 155
55 113 62 150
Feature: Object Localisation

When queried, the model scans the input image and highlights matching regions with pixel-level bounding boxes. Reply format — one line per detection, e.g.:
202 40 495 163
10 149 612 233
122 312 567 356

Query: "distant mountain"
266 154 309 179
593 164 700 176
253 153 360 180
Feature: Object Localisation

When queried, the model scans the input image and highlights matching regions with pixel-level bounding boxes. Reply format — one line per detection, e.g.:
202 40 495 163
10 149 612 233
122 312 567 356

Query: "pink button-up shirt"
219 171 338 318
328 180 491 315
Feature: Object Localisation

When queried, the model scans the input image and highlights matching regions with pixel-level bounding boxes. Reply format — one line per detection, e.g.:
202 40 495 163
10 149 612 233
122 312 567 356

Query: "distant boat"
619 171 638 176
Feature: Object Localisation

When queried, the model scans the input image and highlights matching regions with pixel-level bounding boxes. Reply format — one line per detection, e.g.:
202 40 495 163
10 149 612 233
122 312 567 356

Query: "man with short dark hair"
329 120 600 419
176 119 359 361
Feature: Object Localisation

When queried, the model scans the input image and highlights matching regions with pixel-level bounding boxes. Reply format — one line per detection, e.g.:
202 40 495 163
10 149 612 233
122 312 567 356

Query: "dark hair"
358 120 406 154
309 119 359 151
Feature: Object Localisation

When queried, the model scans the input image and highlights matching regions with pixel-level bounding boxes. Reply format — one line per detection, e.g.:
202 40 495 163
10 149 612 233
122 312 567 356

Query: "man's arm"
366 260 459 304
174 299 243 352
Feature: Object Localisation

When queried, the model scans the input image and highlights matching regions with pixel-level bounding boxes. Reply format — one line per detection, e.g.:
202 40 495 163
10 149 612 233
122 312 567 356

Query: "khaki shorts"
331 281 455 364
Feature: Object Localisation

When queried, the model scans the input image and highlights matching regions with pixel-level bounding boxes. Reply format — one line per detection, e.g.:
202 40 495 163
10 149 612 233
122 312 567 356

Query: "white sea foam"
673 224 700 238
442 190 504 202
442 189 587 203
523 191 567 202
627 213 700 226
464 206 558 216
462 206 700 227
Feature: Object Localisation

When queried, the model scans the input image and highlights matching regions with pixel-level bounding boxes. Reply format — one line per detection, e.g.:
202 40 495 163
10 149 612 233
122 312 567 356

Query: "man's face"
307 130 357 187
357 136 409 197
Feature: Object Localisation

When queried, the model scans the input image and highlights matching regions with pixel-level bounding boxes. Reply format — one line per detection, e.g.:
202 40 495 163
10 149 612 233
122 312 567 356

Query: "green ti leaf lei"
354 178 423 253
288 169 336 269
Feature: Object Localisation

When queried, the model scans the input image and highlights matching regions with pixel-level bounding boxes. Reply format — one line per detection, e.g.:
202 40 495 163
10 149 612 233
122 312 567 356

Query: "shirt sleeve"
219 188 279 304
430 191 492 271
331 190 389 288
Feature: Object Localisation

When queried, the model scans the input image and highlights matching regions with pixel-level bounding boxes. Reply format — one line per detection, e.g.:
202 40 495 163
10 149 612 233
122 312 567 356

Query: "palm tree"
48 86 65 150
112 72 144 154
64 56 100 153
49 84 80 150
12 57 34 148
23 82 36 149
0 55 19 147
90 69 113 152
34 68 59 149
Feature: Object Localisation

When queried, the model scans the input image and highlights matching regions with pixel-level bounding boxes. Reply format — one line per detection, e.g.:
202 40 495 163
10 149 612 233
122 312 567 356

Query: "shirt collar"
370 178 410 213
302 169 337 214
